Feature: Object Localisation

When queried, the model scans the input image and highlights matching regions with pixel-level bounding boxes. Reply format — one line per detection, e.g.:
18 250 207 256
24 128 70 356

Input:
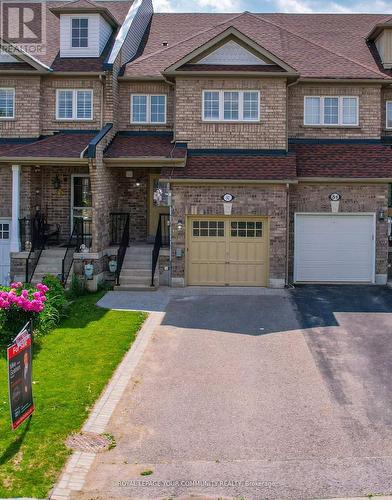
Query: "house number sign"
329 193 341 202
222 193 235 202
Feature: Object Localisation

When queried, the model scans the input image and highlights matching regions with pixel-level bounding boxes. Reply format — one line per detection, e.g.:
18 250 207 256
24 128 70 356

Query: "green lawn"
0 292 146 498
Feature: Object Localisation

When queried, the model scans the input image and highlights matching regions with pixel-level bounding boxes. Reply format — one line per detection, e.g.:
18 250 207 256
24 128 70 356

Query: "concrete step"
34 265 62 272
120 269 152 277
114 284 157 291
118 277 152 286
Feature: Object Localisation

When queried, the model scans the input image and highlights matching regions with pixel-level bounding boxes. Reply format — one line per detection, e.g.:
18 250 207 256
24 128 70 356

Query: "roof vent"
162 41 168 47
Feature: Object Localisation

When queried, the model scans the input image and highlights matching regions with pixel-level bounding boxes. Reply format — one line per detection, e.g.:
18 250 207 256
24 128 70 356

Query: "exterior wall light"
177 220 184 232
379 208 385 221
52 175 61 191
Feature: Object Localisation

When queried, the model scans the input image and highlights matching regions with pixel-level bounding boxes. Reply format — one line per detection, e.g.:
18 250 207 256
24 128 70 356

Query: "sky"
153 0 391 14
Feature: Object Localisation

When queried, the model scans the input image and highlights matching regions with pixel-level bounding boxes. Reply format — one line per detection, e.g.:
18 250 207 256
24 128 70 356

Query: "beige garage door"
187 217 269 286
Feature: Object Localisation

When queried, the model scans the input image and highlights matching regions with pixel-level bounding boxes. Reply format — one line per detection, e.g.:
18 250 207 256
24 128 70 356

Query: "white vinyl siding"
56 89 93 120
0 88 15 119
60 14 112 58
304 96 359 126
294 214 375 283
198 40 267 65
0 50 20 63
202 90 260 122
130 94 166 124
386 101 392 129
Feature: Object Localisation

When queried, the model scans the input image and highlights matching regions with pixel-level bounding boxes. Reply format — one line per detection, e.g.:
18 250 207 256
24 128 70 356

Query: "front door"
0 218 11 285
187 216 269 286
148 174 170 240
71 175 92 246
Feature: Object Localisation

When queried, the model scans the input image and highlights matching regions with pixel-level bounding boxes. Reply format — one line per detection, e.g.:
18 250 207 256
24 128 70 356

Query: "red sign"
7 326 35 430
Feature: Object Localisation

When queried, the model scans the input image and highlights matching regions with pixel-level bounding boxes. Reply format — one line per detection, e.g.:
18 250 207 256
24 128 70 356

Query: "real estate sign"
7 323 35 430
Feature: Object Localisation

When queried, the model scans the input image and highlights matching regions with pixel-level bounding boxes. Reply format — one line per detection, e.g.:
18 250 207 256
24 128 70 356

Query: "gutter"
105 156 186 167
159 178 298 185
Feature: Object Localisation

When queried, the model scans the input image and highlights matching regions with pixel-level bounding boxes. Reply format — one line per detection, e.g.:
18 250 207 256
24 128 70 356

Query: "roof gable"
197 40 270 65
164 26 298 76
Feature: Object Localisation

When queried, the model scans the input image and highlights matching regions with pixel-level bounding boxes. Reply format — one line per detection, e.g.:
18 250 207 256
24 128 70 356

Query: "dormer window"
71 18 89 48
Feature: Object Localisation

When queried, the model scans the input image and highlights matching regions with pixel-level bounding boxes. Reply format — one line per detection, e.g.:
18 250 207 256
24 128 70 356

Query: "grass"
0 291 146 498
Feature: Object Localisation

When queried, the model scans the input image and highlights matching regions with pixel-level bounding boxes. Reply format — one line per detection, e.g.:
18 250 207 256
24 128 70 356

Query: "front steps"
114 244 158 291
31 248 66 284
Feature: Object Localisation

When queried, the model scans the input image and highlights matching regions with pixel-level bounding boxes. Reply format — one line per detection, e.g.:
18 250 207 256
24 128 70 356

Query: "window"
0 223 10 239
202 90 260 122
304 96 358 126
131 94 166 124
231 221 262 238
192 220 225 237
0 88 14 119
71 18 88 48
56 89 93 120
386 101 392 129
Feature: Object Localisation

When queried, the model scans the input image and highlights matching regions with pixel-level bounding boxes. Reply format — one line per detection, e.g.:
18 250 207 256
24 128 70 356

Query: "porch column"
10 164 21 253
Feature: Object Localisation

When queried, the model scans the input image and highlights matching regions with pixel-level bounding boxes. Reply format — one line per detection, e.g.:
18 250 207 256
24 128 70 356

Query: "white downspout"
10 164 21 253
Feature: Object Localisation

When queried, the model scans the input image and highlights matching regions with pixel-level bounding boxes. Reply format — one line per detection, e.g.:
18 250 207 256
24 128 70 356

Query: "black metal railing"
115 214 130 286
25 214 47 283
151 213 169 287
74 218 93 250
110 213 130 245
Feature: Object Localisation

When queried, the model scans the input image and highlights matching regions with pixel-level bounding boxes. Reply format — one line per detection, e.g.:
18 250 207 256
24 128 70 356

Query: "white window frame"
130 94 167 124
202 90 260 122
386 101 392 130
70 17 89 49
56 89 93 121
304 96 359 126
0 88 15 120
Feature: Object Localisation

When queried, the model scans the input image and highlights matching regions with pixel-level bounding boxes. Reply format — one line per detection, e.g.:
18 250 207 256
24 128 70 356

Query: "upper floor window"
203 90 260 122
56 89 93 120
0 88 15 119
71 18 89 48
304 96 358 126
131 94 166 124
386 101 392 129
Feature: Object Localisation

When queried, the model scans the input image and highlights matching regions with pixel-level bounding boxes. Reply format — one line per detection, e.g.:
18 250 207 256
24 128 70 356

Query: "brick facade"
288 83 382 139
0 76 41 137
41 77 103 133
175 77 287 149
289 183 389 280
118 81 174 131
170 183 288 287
0 166 12 218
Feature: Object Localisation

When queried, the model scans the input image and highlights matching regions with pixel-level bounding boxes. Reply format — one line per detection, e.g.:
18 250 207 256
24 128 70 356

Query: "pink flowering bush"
0 275 67 344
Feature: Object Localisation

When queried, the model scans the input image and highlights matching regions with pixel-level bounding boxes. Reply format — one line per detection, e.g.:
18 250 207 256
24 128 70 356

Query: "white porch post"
10 164 21 253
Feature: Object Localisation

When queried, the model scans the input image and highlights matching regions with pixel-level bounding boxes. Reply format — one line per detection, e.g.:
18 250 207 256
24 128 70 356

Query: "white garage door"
294 214 375 283
0 219 11 286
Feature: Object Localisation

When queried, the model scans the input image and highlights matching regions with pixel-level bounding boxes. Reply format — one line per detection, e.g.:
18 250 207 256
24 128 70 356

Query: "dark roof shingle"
104 134 186 158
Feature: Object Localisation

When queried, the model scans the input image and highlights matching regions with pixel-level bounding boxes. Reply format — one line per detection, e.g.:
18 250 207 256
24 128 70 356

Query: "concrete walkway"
65 286 392 499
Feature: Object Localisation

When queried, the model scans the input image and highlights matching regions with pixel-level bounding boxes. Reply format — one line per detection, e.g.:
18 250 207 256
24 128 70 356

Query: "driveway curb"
50 311 163 500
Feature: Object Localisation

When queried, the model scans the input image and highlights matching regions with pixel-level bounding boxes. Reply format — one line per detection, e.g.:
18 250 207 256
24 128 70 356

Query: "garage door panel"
295 214 374 283
188 217 268 287
0 219 11 285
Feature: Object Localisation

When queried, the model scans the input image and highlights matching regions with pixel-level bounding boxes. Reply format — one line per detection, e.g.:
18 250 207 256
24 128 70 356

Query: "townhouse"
1 2 392 289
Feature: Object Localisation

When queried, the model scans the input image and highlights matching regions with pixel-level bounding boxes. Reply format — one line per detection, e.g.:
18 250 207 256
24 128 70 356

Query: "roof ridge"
247 12 387 79
126 11 247 67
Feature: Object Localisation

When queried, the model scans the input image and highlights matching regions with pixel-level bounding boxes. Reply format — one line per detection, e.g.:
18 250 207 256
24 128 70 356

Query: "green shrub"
67 274 88 299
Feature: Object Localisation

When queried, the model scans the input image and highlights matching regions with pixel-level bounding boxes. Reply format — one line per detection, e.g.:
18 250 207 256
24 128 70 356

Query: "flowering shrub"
0 276 67 344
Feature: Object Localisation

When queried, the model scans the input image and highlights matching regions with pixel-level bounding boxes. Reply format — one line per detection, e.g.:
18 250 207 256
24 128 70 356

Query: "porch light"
52 175 61 191
379 208 385 221
177 220 184 232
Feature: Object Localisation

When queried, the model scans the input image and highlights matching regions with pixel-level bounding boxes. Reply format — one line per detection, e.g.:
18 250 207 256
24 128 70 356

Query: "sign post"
7 321 35 430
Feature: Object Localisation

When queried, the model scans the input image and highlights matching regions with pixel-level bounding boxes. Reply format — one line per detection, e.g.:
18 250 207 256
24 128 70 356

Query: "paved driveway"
76 286 392 500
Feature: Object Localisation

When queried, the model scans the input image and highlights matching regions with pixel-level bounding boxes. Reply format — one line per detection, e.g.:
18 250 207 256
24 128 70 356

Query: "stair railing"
115 214 130 286
151 213 169 287
25 213 46 283
61 221 81 286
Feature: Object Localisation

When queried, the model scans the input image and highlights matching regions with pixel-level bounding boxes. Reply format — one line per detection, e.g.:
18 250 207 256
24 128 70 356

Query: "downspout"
162 76 176 143
99 74 105 128
285 78 300 286
285 182 290 287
